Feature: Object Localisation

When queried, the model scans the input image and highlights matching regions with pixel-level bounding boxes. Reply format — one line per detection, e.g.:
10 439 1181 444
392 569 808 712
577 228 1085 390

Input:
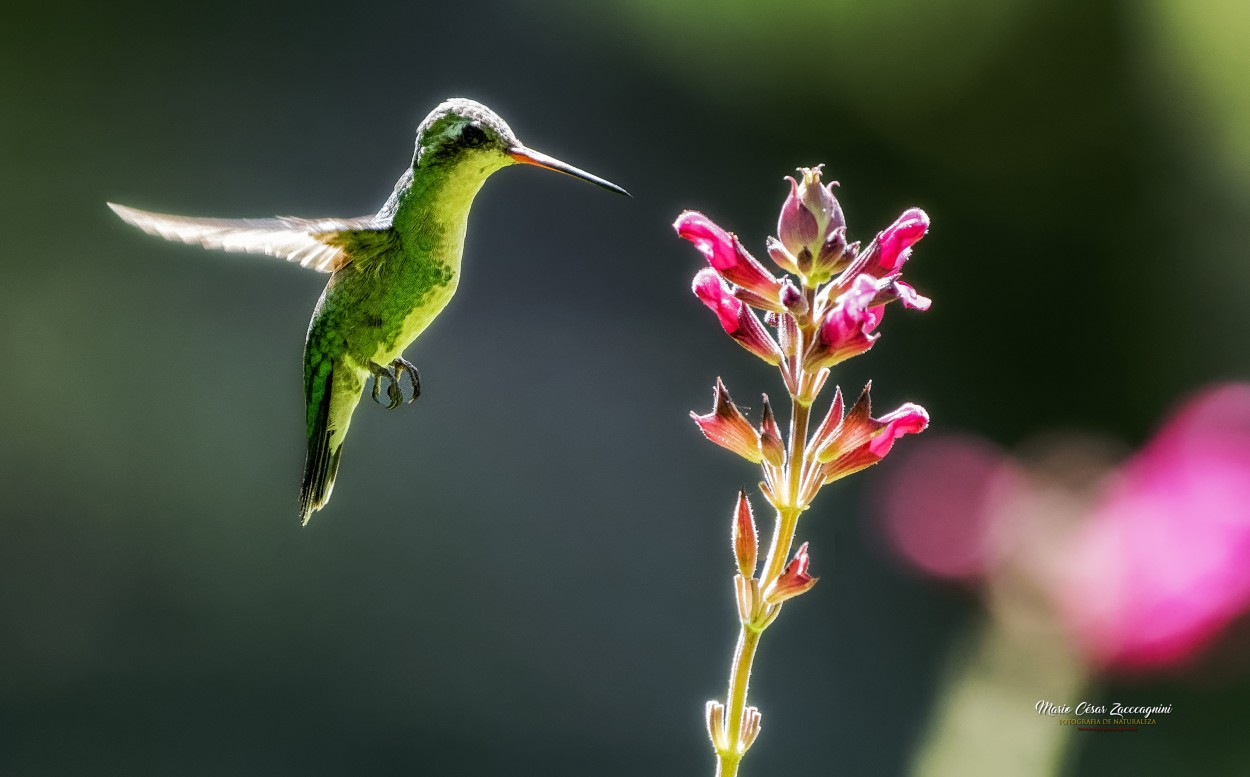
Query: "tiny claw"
393 358 422 404
368 361 395 407
386 378 403 410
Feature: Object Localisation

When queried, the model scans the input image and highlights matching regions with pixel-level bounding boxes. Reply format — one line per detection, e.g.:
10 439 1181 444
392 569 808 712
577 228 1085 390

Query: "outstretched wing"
108 202 384 273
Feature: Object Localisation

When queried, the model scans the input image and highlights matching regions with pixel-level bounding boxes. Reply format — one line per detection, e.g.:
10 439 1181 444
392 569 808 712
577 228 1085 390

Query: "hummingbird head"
412 98 629 196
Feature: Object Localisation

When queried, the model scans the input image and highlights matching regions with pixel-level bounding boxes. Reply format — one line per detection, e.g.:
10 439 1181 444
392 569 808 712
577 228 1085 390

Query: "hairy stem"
715 368 815 776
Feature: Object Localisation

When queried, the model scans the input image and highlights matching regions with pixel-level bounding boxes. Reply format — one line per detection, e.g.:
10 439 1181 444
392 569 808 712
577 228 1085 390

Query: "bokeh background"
4 1 1250 774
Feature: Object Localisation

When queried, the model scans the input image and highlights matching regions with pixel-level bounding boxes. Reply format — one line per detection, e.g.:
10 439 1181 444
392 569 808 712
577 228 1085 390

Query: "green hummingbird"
109 98 628 524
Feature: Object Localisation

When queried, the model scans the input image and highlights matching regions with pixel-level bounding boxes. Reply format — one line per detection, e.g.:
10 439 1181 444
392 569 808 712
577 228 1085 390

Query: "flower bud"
762 542 818 605
732 490 758 579
806 226 851 286
692 269 783 365
758 396 785 468
691 378 763 463
777 166 845 260
779 278 807 317
806 386 846 459
765 235 800 275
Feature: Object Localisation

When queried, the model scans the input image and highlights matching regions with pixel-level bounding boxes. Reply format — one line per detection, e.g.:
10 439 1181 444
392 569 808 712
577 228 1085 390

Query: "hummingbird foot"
391 358 422 405
368 359 422 409
368 361 404 409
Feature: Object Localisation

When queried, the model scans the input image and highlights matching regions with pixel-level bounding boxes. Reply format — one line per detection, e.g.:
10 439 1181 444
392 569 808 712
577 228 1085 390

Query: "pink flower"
675 211 784 303
880 384 1250 673
803 275 886 371
762 542 818 605
691 378 763 464
815 386 929 484
1055 384 1250 670
891 280 932 311
692 269 783 365
871 207 929 274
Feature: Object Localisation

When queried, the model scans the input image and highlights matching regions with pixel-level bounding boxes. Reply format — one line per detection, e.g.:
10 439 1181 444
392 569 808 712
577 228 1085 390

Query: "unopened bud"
758 396 785 468
732 490 758 579
779 278 807 316
777 166 845 260
762 542 818 605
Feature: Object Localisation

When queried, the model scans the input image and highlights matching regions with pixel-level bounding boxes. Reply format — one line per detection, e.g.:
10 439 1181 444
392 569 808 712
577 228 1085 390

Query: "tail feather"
300 362 344 525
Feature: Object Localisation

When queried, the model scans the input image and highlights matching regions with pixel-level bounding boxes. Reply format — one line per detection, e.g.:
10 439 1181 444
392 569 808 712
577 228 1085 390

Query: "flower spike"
691 378 764 464
675 165 931 775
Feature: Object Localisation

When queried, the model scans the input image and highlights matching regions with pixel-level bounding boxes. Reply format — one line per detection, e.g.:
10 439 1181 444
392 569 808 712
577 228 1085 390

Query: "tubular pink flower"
891 280 932 311
693 269 743 331
762 542 818 605
872 207 929 274
816 386 929 483
692 269 782 365
691 378 764 464
675 211 784 302
804 275 885 371
1054 384 1250 670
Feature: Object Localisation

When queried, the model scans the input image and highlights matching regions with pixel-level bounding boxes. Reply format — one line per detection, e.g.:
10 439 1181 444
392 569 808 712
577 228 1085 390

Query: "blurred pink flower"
1056 384 1250 669
878 435 1014 580
879 384 1250 672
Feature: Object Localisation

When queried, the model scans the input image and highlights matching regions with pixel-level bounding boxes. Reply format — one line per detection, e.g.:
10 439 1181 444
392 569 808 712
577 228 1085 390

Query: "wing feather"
107 202 381 273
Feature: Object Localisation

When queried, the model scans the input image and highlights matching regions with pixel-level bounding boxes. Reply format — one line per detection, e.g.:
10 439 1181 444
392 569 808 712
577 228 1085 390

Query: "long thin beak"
508 146 631 197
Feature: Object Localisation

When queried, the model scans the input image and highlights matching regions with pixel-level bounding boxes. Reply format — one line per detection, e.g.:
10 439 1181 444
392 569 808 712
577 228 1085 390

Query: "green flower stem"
715 372 814 777
717 627 760 777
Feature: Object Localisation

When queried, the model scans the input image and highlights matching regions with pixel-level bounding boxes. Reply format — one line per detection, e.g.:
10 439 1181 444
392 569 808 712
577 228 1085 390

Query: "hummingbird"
109 98 628 524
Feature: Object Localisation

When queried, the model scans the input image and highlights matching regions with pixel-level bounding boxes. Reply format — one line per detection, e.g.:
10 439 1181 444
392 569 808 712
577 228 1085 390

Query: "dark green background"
3 1 1249 774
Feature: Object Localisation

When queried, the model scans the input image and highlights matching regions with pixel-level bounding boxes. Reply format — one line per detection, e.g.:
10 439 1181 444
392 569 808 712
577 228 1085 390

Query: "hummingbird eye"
461 124 489 148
